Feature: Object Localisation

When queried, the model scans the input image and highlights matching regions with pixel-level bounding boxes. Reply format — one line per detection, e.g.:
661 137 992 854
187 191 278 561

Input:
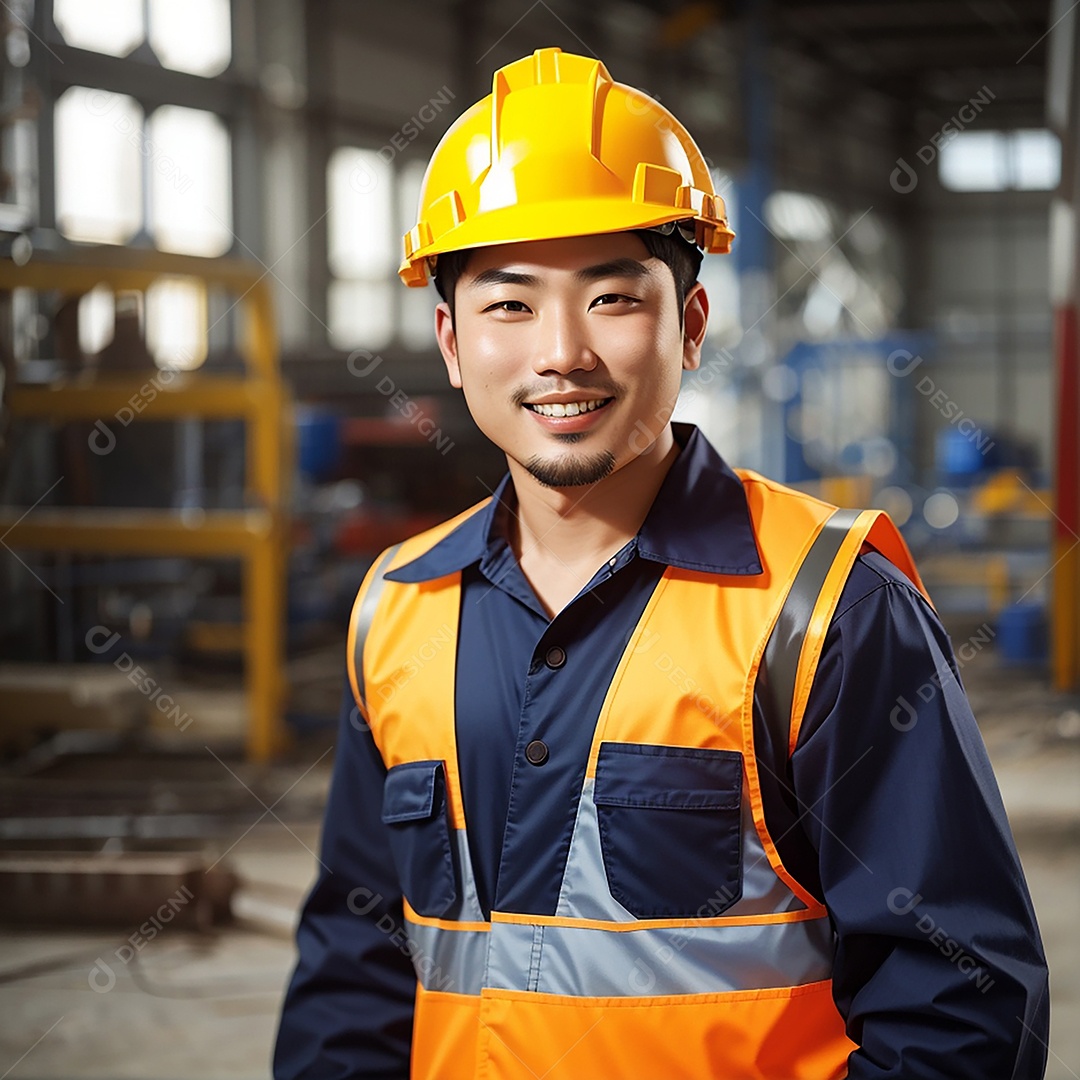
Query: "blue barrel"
296 406 343 481
995 602 1048 664
936 427 984 481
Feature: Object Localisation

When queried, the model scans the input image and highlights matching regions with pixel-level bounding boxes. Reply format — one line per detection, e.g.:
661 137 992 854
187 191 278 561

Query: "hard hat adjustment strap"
645 218 703 249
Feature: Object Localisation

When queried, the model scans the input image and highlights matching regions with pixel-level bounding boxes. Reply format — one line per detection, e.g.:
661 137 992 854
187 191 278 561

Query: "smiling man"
274 48 1049 1080
432 231 708 617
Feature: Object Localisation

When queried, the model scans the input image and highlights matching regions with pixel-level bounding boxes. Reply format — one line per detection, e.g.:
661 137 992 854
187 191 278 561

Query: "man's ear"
434 302 462 389
682 282 709 371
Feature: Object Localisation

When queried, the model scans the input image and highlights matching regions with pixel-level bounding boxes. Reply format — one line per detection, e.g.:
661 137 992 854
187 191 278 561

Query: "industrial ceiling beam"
777 0 1044 32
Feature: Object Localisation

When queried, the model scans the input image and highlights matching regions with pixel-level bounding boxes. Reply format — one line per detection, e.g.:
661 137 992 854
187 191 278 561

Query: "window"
939 130 1061 192
0 117 35 231
1012 130 1061 191
55 91 232 254
55 87 143 244
148 0 231 78
147 278 208 369
147 106 232 256
328 148 395 280
939 132 1007 191
327 147 397 351
53 0 232 76
76 279 208 370
324 145 434 349
53 0 143 58
78 285 115 356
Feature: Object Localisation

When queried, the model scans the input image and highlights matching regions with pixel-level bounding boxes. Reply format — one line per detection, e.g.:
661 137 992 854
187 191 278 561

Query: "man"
275 47 1048 1079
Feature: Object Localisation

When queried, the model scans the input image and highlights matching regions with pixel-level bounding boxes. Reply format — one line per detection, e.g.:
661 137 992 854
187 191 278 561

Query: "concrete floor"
1 647 1077 1079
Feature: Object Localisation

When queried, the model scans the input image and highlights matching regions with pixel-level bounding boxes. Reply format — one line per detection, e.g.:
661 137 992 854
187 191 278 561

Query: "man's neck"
505 426 681 574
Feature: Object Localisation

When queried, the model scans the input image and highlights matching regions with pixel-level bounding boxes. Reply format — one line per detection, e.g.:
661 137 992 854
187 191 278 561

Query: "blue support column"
734 0 781 478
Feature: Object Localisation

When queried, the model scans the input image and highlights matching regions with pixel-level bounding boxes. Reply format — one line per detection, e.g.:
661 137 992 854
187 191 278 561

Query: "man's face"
434 232 708 490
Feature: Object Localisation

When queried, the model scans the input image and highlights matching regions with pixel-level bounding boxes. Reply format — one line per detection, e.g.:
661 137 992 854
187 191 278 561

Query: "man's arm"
273 674 417 1080
792 553 1050 1080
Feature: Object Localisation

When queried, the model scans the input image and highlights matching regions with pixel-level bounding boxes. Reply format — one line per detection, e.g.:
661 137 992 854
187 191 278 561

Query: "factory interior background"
0 0 1078 1076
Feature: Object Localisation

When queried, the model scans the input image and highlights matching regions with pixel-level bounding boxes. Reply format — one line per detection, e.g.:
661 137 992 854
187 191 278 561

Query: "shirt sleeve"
273 672 417 1080
791 553 1050 1080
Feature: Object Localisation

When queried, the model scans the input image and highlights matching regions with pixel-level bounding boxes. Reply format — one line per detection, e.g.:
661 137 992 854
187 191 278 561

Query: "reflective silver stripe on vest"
554 775 634 921
406 911 833 993
351 542 402 711
485 913 834 997
403 912 490 994
555 778 805 922
452 828 486 924
405 908 834 998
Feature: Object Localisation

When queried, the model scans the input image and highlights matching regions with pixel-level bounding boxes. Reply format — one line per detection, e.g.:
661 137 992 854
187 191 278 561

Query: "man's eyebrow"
466 268 541 290
573 258 651 283
465 258 651 291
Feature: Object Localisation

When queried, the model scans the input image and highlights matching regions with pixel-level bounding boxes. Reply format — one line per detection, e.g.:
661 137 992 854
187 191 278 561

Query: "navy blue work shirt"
274 422 1049 1080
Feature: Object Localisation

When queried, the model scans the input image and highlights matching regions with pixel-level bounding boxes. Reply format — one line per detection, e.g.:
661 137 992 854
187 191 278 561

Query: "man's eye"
591 293 637 307
485 300 531 313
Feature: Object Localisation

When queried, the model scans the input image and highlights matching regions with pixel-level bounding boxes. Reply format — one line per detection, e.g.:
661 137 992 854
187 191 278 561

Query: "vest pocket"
594 742 743 919
381 760 458 918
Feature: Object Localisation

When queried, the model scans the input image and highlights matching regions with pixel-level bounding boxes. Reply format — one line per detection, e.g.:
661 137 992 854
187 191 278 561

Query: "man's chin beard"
523 449 616 489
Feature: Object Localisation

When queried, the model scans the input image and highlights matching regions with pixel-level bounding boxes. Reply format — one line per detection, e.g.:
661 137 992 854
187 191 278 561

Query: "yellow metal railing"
0 247 292 762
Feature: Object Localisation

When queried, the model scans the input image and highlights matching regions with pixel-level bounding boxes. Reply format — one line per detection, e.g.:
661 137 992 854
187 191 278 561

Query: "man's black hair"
432 227 704 330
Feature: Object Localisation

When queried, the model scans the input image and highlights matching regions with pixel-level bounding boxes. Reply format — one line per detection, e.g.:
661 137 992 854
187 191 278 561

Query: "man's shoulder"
835 550 932 625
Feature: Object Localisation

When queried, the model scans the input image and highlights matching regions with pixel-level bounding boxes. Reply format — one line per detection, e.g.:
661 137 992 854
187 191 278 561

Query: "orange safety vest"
347 470 930 1080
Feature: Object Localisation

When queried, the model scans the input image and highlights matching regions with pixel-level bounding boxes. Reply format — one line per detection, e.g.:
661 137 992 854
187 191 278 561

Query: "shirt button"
545 646 566 669
525 740 549 766
609 556 617 566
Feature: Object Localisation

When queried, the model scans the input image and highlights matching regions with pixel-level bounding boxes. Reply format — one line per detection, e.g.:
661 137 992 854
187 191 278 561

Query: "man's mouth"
523 397 614 418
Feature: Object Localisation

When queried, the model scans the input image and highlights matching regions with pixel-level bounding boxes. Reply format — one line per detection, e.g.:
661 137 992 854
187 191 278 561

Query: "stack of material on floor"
0 852 237 929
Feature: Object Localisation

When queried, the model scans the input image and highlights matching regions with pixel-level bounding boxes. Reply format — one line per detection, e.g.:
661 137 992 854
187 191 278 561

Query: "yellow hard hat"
399 47 735 287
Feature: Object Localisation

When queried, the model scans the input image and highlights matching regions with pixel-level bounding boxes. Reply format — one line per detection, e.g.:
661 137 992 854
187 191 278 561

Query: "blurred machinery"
773 336 1054 662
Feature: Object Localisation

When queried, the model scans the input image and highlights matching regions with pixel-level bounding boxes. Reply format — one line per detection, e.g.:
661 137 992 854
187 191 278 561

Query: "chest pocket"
381 760 458 918
593 742 744 919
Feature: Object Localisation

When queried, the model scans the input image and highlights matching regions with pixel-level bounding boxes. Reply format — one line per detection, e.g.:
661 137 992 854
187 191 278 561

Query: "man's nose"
531 307 598 376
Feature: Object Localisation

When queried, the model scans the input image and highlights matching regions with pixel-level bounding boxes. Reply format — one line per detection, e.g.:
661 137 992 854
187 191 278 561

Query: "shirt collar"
384 422 763 583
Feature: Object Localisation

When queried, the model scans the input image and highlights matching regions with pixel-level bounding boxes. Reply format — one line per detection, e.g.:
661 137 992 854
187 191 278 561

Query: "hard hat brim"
399 198 733 287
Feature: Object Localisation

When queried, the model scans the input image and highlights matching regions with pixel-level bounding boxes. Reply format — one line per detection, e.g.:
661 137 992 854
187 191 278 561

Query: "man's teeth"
527 398 610 418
